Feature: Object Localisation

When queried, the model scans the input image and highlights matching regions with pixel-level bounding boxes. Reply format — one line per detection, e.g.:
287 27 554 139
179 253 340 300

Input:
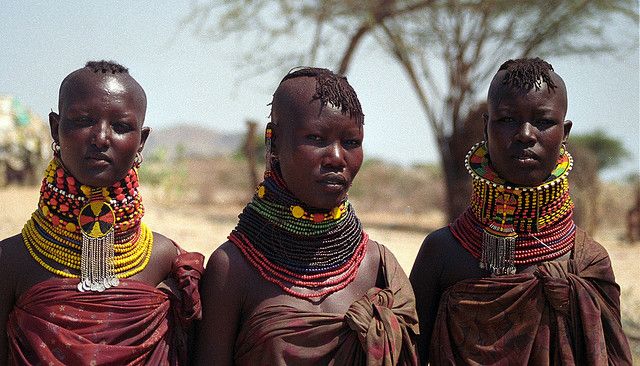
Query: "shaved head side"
488 58 568 112
271 67 364 127
270 76 317 129
58 61 147 123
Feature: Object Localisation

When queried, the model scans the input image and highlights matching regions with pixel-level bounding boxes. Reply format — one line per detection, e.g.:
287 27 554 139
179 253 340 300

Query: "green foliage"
570 130 629 171
182 0 638 220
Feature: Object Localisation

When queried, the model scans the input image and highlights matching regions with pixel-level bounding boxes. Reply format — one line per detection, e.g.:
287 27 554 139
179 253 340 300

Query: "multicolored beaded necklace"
450 142 576 276
229 171 368 299
21 158 153 291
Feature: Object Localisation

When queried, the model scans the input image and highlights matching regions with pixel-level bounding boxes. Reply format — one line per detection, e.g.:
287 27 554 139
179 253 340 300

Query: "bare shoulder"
151 231 180 263
202 241 251 291
412 227 456 271
130 231 181 286
0 234 34 307
0 234 23 286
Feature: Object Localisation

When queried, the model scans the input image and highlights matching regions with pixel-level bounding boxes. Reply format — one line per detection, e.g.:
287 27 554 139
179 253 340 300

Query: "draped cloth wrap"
431 228 632 365
234 243 419 365
7 251 204 366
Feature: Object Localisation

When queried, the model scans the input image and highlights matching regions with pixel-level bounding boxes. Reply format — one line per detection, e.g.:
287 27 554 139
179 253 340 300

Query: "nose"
515 122 536 144
91 121 110 149
322 142 346 170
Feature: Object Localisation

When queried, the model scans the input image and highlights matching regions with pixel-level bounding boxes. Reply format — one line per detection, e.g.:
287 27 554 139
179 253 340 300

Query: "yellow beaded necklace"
22 159 153 290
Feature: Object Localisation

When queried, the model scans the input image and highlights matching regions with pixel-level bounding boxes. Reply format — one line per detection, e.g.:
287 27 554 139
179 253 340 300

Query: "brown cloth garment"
7 252 204 366
234 243 419 365
431 228 632 365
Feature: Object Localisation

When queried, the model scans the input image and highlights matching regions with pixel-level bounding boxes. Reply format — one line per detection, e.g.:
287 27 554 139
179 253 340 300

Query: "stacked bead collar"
229 172 367 299
21 159 153 279
450 142 576 272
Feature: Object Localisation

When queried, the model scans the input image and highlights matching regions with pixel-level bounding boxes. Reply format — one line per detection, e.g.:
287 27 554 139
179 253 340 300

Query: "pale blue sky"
1 1 638 179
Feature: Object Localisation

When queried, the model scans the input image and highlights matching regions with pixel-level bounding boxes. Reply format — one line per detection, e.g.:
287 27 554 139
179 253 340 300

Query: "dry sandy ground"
2 186 639 359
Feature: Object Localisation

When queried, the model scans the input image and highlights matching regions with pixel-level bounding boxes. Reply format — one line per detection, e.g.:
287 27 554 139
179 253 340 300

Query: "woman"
195 67 419 365
410 58 632 364
0 61 203 365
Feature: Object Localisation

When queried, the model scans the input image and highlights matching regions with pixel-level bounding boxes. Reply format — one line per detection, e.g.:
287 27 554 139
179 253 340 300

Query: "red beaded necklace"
450 142 576 275
229 172 368 299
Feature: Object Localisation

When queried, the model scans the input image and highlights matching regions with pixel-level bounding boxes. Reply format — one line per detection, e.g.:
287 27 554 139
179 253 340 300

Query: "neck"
450 142 576 275
229 171 366 298
21 158 153 287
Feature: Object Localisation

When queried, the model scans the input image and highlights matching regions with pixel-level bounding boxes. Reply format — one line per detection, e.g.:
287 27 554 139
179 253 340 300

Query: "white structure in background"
0 95 49 186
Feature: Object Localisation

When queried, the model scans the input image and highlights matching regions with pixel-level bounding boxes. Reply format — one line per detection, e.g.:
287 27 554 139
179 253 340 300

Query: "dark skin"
194 76 391 366
410 70 572 364
0 68 178 363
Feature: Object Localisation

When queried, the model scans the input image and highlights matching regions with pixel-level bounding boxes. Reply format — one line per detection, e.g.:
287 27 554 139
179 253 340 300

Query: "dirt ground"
2 185 639 359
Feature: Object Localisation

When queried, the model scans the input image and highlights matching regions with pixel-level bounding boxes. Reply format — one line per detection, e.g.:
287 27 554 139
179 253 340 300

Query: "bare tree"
183 0 638 220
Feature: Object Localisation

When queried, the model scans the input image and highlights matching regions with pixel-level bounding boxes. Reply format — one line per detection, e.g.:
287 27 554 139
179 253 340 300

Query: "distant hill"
144 123 244 159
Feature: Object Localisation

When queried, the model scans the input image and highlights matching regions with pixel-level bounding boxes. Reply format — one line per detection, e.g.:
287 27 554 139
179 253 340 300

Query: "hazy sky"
1 1 638 179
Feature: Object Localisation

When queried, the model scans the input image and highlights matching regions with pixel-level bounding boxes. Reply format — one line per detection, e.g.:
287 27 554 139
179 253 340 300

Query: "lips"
85 153 111 163
317 174 347 191
512 149 538 163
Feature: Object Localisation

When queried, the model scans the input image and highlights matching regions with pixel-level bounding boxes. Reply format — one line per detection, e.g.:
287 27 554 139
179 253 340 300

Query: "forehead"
59 69 146 112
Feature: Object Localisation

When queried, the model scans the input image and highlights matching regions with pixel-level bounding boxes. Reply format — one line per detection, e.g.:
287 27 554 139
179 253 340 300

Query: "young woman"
196 67 418 365
410 58 632 365
0 61 203 365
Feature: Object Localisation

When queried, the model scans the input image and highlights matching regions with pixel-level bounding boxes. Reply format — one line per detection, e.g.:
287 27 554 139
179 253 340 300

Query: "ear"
482 113 489 142
139 126 151 152
562 120 572 143
49 111 60 142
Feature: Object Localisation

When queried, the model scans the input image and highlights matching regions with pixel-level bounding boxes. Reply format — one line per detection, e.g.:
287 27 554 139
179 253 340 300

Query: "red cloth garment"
234 243 419 365
7 252 204 366
430 228 632 365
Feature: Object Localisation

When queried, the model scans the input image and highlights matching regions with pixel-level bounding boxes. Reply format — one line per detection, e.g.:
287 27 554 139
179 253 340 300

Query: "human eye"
305 134 323 142
64 115 93 128
534 118 557 129
497 116 516 124
112 121 135 134
343 138 362 149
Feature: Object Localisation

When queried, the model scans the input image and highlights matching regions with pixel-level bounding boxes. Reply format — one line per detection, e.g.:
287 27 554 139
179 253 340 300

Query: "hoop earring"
560 142 567 157
51 141 61 156
134 151 143 168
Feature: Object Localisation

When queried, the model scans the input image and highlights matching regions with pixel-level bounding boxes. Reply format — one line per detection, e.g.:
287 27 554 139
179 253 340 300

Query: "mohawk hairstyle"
498 58 557 92
280 67 364 125
85 60 129 74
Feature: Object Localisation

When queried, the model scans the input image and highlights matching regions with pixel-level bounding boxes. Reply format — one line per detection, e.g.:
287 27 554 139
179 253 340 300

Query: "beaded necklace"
229 172 367 299
22 159 153 291
450 142 575 275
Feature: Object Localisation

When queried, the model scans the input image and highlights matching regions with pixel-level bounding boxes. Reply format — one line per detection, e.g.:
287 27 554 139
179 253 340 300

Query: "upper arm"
0 237 18 364
409 229 447 364
194 242 245 366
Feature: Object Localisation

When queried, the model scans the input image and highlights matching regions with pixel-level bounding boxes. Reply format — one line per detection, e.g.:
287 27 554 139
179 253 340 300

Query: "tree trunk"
440 102 487 222
441 143 472 222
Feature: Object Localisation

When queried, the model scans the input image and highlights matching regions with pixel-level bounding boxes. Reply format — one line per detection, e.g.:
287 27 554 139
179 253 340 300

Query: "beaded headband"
451 142 575 275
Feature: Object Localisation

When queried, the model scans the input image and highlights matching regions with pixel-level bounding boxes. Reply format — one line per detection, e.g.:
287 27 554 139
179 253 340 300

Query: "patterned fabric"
7 251 204 366
234 243 419 365
430 228 632 365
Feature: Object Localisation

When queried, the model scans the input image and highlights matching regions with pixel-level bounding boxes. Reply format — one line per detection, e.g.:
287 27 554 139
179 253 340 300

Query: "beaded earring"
134 151 143 168
265 125 274 173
